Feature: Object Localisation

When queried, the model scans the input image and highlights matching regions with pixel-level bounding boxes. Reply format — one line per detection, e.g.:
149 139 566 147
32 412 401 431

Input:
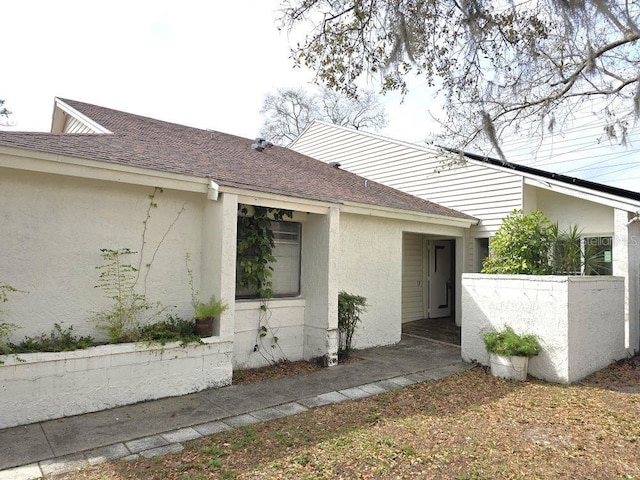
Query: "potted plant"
192 295 228 337
483 325 541 381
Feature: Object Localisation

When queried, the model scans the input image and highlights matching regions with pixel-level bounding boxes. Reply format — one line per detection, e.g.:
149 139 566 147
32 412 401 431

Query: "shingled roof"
0 98 475 221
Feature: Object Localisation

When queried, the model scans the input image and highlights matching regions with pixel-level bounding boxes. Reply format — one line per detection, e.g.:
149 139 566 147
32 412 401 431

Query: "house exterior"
0 99 476 427
290 120 640 354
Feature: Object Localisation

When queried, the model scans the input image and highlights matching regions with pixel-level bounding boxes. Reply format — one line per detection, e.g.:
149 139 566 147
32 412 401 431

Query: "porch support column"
302 207 340 365
201 192 238 340
613 208 640 353
454 234 467 327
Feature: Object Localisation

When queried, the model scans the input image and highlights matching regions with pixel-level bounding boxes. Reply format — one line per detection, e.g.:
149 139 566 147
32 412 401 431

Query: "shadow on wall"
461 274 626 384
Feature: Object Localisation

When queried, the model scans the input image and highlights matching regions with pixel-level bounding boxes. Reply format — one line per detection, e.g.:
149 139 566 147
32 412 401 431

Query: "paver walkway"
0 336 468 480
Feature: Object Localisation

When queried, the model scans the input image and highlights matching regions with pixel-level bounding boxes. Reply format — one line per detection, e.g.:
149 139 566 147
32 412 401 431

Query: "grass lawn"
54 357 639 479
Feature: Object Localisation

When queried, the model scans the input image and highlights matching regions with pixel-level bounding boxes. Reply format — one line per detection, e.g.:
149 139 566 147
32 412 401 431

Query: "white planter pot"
489 353 529 381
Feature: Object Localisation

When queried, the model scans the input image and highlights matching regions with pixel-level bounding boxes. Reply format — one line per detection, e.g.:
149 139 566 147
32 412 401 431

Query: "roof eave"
341 201 478 228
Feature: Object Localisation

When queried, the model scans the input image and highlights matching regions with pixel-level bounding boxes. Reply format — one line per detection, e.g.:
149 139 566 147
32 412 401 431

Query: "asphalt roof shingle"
0 98 475 221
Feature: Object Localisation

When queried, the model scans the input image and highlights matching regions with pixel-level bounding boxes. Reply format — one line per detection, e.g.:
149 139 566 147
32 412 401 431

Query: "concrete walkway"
0 336 468 480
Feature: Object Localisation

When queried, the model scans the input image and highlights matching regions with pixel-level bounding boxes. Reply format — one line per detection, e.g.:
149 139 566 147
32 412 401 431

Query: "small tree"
281 1 640 154
482 210 553 275
338 291 367 356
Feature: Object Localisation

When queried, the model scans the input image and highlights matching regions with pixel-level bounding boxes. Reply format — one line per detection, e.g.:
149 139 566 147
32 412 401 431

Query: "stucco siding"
462 274 626 383
339 212 468 349
233 299 306 368
339 214 403 349
530 186 614 234
0 168 203 343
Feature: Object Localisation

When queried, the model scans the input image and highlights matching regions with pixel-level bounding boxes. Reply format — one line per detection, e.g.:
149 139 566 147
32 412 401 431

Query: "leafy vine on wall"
236 204 293 364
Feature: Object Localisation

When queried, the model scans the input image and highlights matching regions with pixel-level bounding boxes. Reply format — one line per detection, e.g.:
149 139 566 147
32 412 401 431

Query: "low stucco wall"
233 299 306 369
461 274 626 383
0 338 233 428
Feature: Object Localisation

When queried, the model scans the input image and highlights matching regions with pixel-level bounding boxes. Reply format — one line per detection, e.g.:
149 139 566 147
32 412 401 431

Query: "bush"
482 210 553 274
138 316 201 346
338 291 367 355
8 324 95 353
483 326 541 357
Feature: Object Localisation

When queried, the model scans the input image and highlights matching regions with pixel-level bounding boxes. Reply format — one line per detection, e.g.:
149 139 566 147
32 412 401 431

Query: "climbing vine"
236 204 293 363
93 187 185 342
0 282 21 355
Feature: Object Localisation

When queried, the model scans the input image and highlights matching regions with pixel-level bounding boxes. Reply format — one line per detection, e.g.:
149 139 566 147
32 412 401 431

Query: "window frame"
235 219 302 299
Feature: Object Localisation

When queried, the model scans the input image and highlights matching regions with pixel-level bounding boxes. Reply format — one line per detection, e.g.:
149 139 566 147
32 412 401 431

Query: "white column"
200 192 238 340
302 207 340 364
613 208 640 353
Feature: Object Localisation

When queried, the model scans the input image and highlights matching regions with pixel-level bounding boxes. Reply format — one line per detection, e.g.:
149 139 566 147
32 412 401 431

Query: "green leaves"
93 248 159 343
484 326 541 357
338 291 368 355
483 210 598 276
236 205 292 299
482 210 553 275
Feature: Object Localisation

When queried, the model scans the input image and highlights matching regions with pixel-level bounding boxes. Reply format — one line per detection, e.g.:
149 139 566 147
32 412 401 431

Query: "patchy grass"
53 356 639 480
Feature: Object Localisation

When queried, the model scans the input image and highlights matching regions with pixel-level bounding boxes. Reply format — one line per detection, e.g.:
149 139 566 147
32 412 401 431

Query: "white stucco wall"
0 338 232 428
462 274 626 383
233 298 306 368
339 214 402 349
526 186 614 234
0 168 204 343
613 209 640 353
339 213 468 350
302 208 340 364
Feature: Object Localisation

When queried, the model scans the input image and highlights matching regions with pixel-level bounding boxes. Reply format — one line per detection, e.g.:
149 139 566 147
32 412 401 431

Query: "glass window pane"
584 236 613 275
236 219 301 298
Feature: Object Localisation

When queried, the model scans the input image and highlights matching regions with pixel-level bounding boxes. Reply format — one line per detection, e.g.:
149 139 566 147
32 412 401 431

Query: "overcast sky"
3 0 638 190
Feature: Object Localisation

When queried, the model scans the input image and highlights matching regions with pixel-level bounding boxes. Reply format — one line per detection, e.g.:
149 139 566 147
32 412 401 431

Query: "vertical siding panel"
63 116 97 134
402 233 424 322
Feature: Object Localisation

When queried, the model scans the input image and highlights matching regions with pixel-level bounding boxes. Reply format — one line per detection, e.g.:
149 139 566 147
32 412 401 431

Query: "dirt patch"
53 354 640 480
232 356 362 385
580 353 640 390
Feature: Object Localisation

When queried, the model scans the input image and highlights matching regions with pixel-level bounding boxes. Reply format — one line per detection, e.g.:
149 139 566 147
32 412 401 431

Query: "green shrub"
338 291 367 355
8 323 95 353
138 316 201 346
482 210 553 274
483 209 602 276
483 326 541 357
93 248 166 343
193 295 229 320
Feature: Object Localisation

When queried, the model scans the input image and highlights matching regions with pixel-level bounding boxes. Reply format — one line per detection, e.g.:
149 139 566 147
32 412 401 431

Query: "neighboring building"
290 120 640 353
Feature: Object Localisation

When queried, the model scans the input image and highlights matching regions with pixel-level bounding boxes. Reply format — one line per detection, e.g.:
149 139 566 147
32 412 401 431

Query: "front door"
427 240 453 318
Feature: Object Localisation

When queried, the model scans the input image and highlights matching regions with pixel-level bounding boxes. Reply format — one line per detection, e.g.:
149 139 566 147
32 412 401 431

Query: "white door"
427 240 453 318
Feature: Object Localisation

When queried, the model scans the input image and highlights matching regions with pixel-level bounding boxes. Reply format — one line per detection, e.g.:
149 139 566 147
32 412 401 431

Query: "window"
584 236 613 275
236 220 302 298
475 238 489 272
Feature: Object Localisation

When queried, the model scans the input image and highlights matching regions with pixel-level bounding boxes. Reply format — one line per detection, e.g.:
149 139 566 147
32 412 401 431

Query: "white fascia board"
523 177 640 212
0 145 208 193
225 186 335 214
341 201 478 228
53 98 113 134
463 157 640 213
